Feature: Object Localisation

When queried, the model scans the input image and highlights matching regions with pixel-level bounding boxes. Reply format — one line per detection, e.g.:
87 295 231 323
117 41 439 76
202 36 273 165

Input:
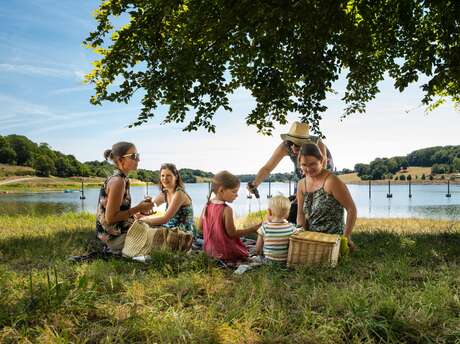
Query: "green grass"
0 214 459 343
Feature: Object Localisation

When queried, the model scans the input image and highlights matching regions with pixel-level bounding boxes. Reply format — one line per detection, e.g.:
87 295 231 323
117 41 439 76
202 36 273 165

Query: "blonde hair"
268 194 291 218
207 170 240 203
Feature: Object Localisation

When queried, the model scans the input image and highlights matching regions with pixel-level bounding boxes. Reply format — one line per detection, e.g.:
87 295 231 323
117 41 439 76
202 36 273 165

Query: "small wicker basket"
122 221 193 258
122 220 159 257
287 231 341 267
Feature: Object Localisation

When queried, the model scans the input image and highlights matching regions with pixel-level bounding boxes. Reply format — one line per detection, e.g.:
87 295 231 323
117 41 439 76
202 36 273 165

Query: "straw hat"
280 121 311 146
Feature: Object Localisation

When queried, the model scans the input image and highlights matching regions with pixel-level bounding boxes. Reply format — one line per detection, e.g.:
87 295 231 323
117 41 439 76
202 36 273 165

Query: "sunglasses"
122 153 140 161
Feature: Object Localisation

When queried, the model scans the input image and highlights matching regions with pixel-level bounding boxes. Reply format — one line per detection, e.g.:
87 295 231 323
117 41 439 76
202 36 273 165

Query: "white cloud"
0 63 77 78
48 86 91 96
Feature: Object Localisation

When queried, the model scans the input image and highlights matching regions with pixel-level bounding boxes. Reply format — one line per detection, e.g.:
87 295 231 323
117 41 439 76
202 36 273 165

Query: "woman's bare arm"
105 178 152 224
143 190 186 226
153 192 165 206
326 176 357 239
296 179 306 228
252 143 288 187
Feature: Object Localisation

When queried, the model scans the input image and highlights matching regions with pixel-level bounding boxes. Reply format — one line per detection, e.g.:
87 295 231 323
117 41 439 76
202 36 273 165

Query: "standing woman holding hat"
248 121 333 223
96 142 154 254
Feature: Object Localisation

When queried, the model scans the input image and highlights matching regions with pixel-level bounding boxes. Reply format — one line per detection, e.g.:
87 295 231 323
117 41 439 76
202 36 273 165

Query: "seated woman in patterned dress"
296 143 357 251
96 142 154 254
141 163 194 233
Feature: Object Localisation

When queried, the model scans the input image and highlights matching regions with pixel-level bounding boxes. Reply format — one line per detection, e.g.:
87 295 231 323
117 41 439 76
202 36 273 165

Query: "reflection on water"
411 205 460 220
0 182 459 220
0 200 80 216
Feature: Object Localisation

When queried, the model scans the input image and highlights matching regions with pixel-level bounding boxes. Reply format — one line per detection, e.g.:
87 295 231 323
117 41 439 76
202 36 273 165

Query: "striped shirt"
258 221 296 262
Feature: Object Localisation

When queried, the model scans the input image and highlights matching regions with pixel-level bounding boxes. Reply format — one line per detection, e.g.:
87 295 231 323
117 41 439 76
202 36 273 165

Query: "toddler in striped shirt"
255 194 296 263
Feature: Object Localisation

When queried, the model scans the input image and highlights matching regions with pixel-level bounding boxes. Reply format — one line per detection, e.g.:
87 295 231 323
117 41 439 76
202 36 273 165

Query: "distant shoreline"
0 177 458 195
345 179 460 185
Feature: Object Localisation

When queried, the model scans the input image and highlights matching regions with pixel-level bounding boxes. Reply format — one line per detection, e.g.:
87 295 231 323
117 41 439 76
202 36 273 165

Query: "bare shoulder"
223 204 232 215
297 177 306 192
106 176 124 189
175 188 191 204
324 173 346 191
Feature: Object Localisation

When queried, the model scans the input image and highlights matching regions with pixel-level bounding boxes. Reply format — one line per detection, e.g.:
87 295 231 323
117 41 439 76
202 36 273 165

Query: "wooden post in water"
146 181 149 196
267 177 272 198
80 178 86 200
386 180 393 198
409 179 412 198
446 179 452 198
368 180 371 199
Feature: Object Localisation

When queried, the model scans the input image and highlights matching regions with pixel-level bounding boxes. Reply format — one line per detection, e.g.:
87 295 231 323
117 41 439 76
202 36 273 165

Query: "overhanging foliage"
84 0 460 134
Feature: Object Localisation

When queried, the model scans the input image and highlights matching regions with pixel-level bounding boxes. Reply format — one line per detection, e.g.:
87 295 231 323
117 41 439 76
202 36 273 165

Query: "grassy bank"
0 214 459 343
0 177 149 193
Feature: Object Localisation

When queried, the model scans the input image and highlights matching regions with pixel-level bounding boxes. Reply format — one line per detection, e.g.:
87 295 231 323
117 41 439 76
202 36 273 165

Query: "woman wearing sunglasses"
140 163 194 233
247 121 333 223
95 142 154 254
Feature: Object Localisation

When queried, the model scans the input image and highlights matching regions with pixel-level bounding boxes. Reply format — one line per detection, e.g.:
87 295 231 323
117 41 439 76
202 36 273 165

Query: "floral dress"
96 170 134 243
163 187 194 233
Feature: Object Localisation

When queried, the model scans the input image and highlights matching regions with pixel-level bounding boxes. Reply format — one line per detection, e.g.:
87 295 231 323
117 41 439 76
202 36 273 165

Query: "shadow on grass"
0 227 216 276
352 230 460 265
1 228 459 279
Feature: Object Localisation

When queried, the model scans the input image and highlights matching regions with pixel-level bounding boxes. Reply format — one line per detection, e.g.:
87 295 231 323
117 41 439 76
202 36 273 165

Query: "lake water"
0 182 459 220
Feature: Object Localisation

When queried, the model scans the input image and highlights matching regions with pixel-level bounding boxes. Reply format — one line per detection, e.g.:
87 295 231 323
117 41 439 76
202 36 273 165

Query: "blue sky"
1 1 459 174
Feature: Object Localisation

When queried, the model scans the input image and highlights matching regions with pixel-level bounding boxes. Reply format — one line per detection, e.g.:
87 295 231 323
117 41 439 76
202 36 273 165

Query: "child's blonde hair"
207 170 240 203
268 194 291 218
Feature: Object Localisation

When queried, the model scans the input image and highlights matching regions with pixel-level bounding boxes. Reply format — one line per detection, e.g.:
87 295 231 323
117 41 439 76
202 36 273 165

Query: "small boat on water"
63 189 78 193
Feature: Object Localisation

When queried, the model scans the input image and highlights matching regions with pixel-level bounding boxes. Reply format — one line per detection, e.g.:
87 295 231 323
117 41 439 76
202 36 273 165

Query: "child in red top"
198 171 261 262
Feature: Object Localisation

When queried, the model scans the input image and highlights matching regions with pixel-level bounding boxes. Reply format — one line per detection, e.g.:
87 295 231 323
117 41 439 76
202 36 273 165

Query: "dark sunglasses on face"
122 153 140 161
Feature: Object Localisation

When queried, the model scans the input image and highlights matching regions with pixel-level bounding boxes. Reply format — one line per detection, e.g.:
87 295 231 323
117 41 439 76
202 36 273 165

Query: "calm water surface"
1 182 459 220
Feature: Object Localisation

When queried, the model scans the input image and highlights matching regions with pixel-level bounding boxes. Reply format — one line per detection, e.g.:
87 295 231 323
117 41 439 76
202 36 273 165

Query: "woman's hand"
136 199 154 214
247 181 260 198
346 237 357 252
133 212 146 220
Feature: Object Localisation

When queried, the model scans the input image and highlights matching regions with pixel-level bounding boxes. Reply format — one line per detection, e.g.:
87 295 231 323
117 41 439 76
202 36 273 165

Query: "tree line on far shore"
0 134 215 183
2 134 459 183
353 146 460 181
0 134 288 183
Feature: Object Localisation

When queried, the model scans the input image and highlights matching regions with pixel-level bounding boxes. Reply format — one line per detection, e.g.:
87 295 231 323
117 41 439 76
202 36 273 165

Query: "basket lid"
292 231 340 243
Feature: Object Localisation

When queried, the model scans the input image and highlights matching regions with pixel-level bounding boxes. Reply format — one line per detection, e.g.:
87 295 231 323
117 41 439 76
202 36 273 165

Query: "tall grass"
0 213 459 343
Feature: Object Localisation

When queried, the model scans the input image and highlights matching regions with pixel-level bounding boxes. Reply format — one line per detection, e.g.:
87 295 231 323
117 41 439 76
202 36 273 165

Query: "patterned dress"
163 187 194 233
302 175 344 234
284 137 334 223
96 170 134 243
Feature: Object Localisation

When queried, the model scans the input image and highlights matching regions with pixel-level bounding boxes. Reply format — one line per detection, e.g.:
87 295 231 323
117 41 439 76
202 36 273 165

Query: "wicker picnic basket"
122 220 193 258
287 231 341 267
164 227 193 251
